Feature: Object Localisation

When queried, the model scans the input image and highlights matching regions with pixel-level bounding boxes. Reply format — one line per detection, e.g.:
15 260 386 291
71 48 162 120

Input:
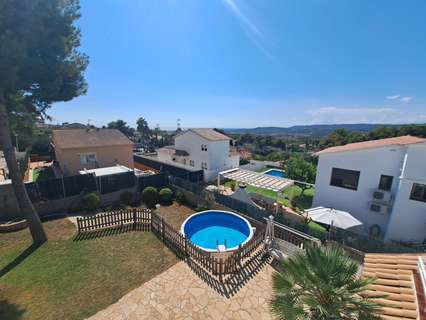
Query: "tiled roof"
361 253 426 320
52 129 132 149
188 128 231 141
315 136 426 156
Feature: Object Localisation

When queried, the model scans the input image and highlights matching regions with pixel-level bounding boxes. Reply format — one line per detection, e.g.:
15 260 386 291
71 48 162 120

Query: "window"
201 162 207 170
330 168 360 191
378 175 393 191
201 144 207 151
189 160 195 167
410 183 426 203
80 153 97 165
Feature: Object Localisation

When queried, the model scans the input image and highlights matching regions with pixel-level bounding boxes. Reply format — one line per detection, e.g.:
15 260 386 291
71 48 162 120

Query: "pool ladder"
216 239 227 252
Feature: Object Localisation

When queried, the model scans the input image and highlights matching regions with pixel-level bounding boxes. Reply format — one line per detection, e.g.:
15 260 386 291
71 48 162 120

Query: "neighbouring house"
52 128 134 176
156 128 239 181
313 135 426 243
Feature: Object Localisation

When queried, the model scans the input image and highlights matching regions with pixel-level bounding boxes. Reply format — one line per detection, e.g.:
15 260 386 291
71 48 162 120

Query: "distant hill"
223 124 405 137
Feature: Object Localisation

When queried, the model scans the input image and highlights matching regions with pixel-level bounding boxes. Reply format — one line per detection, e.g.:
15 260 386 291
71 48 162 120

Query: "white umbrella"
305 207 362 230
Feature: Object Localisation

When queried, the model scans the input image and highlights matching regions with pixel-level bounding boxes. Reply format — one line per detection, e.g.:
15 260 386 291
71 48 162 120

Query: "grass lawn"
224 181 314 211
0 218 178 320
224 181 326 234
32 167 55 182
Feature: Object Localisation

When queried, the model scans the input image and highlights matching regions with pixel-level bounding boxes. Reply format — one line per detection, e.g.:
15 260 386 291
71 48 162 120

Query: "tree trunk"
0 91 47 244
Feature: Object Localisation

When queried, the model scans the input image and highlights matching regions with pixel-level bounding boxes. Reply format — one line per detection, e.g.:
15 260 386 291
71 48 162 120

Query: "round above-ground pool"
181 210 254 252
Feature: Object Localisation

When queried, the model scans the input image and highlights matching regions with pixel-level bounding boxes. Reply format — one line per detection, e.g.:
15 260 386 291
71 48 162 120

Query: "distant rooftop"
186 128 231 141
52 129 132 149
315 135 426 156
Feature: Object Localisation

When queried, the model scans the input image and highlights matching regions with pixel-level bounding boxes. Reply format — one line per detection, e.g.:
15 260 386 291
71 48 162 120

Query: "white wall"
385 143 426 243
313 146 406 235
160 131 239 182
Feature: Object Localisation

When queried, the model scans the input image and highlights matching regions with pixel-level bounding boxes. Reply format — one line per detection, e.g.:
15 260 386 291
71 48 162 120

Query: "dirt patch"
157 202 195 231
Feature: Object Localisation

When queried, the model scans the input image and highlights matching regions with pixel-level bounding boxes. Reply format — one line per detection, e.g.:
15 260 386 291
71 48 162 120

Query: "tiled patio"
88 260 275 320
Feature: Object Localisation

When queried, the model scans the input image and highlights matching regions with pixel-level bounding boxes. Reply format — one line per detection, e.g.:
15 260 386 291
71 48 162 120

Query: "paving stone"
87 261 275 319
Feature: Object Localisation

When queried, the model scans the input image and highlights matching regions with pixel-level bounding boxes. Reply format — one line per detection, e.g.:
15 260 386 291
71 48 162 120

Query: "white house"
312 135 426 243
157 128 239 181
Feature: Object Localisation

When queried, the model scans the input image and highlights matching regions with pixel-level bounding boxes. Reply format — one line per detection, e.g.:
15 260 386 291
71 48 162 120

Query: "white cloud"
304 107 403 124
385 95 400 100
400 96 413 103
385 95 413 103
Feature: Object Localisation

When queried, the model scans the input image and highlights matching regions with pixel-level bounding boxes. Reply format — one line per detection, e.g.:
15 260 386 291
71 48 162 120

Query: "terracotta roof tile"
52 129 132 149
188 128 231 141
361 253 426 320
315 135 426 156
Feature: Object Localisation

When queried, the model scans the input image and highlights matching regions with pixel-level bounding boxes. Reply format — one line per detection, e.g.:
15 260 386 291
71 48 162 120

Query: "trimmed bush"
81 192 100 212
141 186 159 208
120 191 134 206
175 191 186 205
196 201 209 212
159 188 173 205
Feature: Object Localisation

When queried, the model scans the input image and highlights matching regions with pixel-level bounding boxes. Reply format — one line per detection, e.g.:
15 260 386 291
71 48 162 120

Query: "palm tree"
271 245 382 320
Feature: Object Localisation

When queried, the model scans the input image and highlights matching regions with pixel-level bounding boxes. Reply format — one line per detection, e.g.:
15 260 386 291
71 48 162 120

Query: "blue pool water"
181 211 253 252
264 169 285 178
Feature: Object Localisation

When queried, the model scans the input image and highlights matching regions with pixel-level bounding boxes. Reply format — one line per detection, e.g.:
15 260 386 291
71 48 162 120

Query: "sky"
49 0 426 129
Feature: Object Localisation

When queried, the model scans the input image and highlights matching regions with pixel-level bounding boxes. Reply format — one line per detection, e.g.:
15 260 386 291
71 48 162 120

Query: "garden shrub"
175 191 186 205
120 191 134 206
141 186 159 208
196 201 209 212
81 192 100 212
159 188 173 205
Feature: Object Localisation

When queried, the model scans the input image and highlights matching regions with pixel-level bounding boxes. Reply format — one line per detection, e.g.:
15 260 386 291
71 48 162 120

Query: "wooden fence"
76 208 151 232
76 209 265 281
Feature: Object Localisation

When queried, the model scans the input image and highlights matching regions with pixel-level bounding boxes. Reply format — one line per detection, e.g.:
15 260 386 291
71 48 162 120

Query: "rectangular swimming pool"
263 169 285 178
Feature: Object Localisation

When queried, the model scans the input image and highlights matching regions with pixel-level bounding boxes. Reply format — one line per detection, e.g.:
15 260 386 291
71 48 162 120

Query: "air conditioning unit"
372 190 392 203
369 203 390 215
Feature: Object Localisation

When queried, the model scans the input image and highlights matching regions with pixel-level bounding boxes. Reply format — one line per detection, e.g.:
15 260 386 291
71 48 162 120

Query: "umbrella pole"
329 220 334 241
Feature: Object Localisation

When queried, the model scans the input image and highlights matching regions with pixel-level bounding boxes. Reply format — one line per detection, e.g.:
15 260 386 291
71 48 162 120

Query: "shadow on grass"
73 223 150 241
0 243 41 278
0 299 25 320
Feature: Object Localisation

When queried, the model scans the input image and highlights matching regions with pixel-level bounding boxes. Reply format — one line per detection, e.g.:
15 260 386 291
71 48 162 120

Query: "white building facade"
312 136 426 243
157 129 239 182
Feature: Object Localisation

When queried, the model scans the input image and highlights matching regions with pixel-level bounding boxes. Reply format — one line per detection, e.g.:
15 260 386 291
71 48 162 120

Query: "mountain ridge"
222 123 414 137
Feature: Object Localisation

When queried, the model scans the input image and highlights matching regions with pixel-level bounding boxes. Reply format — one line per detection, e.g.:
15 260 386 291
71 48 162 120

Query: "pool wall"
180 210 254 252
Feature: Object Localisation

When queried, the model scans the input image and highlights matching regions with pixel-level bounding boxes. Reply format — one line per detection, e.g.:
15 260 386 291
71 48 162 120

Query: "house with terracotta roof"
313 135 426 243
157 128 239 181
52 128 134 176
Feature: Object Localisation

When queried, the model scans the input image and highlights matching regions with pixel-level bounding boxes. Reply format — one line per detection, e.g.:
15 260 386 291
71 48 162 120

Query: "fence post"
161 217 165 242
133 208 137 230
184 238 188 259
219 258 223 283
